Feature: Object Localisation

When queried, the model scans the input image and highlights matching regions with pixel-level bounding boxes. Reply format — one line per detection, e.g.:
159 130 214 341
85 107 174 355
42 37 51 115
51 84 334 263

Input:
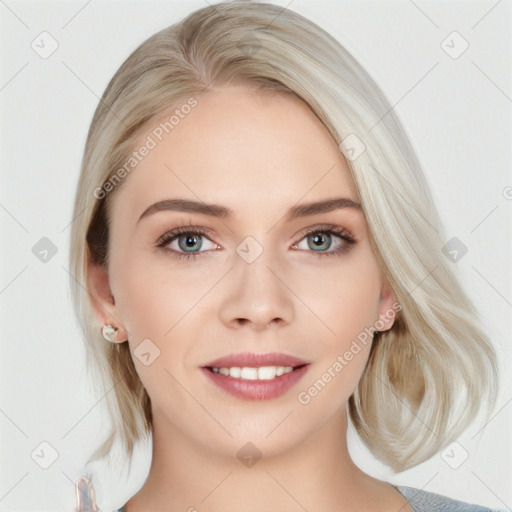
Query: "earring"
102 324 118 342
75 476 98 512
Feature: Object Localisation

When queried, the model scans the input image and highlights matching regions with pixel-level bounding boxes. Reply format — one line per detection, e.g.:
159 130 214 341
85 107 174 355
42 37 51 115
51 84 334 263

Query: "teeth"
211 366 294 380
229 367 241 378
241 367 258 380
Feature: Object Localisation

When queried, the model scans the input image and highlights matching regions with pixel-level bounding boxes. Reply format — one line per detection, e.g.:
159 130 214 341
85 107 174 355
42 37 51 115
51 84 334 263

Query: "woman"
70 1 502 511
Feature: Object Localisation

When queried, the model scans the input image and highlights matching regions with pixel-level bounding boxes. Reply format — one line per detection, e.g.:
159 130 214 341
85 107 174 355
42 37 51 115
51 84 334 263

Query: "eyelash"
154 224 357 261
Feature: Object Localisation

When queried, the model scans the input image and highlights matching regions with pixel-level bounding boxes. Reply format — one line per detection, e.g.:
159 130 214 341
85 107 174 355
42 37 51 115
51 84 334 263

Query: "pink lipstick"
201 352 309 401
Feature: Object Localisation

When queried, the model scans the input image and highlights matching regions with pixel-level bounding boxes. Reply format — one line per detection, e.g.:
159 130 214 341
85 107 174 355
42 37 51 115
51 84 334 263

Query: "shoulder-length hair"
69 0 498 472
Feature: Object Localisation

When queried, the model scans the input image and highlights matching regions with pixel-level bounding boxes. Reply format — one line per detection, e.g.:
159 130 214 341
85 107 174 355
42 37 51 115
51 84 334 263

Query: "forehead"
111 85 358 223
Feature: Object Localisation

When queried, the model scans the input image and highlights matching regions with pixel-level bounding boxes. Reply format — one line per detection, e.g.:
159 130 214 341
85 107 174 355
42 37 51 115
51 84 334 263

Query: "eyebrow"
137 197 362 224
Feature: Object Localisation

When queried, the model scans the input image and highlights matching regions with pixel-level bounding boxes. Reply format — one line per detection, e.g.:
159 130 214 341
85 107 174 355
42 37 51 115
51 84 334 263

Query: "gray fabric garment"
113 485 504 511
395 486 503 512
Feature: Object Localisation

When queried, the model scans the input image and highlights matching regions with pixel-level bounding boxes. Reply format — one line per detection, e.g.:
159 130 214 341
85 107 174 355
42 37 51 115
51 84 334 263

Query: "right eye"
155 227 220 260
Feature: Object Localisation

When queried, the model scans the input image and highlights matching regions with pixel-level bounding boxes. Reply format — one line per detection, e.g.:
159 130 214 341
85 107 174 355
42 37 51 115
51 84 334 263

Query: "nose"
218 247 295 331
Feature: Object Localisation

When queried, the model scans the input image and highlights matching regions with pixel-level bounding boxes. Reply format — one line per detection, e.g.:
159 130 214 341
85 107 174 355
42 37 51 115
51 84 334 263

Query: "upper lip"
203 352 309 368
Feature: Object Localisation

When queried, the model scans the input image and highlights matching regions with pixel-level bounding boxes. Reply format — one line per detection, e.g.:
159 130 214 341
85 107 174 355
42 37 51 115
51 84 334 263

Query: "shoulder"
396 485 505 512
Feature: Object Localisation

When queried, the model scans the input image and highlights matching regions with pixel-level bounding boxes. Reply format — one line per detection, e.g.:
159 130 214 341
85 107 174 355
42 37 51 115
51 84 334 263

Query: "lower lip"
201 365 309 401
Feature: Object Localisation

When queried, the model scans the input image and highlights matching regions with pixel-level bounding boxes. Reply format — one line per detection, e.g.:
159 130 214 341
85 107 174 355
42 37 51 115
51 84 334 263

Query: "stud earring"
102 324 118 342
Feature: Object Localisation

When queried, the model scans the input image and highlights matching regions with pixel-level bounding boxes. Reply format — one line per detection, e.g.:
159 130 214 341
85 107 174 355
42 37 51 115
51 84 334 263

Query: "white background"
0 0 511 511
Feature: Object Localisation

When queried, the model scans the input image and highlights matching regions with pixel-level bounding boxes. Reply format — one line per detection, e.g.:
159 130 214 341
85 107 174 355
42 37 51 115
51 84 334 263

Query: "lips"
201 352 310 401
203 352 308 369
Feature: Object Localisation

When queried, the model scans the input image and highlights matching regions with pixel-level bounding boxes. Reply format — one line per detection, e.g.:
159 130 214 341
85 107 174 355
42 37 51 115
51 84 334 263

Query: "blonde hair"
69 0 498 472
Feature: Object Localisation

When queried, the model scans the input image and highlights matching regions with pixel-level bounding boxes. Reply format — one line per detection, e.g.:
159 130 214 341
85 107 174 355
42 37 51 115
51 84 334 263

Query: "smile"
210 365 294 380
202 363 309 401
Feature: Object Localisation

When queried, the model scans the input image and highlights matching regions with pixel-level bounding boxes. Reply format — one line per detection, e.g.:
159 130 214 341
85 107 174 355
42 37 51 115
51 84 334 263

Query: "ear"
376 278 399 332
87 261 128 343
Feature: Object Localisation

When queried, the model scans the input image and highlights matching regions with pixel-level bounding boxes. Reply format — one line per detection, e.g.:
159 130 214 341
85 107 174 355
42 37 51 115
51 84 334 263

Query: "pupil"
309 233 331 251
180 234 202 252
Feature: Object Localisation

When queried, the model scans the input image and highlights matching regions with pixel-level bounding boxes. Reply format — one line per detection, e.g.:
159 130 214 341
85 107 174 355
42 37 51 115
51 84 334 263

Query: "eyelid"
155 225 216 242
292 223 356 245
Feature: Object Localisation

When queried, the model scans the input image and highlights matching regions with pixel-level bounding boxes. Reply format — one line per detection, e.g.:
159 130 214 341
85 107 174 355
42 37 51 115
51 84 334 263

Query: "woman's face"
91 84 397 459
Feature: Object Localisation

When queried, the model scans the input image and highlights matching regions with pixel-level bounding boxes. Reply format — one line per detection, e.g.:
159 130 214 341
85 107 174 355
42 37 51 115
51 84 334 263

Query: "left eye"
293 228 355 255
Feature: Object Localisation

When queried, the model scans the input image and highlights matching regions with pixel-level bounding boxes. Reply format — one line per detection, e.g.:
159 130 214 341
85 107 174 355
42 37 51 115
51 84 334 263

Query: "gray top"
113 485 504 511
395 486 503 511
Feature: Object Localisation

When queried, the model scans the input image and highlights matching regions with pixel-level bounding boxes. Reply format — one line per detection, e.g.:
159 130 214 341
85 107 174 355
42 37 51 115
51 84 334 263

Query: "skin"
88 85 411 512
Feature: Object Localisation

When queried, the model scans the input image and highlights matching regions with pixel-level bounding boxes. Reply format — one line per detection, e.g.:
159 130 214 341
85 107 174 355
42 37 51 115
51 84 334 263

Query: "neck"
124 408 407 512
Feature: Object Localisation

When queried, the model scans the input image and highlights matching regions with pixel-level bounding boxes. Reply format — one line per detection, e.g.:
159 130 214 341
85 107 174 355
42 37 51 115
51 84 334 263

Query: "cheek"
108 259 199 397
109 250 210 338
294 260 379 413
331 275 381 341
108 253 224 396
291 255 382 344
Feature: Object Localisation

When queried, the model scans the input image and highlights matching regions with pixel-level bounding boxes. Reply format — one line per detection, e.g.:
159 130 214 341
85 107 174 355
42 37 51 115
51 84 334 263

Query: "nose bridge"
218 236 295 328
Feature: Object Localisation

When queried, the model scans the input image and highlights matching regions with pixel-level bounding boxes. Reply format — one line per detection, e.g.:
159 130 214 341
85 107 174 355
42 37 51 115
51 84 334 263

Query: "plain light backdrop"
0 0 511 511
